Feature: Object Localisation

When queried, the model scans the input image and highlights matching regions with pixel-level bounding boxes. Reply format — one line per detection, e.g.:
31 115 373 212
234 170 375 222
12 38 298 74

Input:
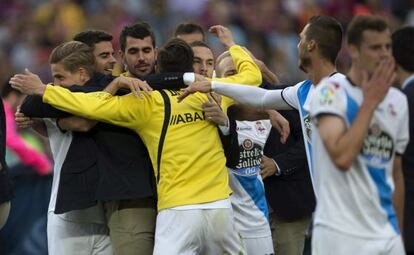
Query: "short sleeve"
281 82 302 110
395 95 410 155
308 78 347 123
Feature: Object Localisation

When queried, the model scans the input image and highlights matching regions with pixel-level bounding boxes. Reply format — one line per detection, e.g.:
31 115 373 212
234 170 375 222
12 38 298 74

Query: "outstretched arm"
11 74 145 131
41 86 145 131
178 80 292 110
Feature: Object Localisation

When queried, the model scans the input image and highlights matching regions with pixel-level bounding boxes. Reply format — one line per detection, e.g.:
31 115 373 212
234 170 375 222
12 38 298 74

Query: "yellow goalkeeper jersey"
42 45 261 210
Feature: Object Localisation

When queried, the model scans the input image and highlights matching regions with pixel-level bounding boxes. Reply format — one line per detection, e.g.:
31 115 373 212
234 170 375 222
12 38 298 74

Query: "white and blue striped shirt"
308 74 409 238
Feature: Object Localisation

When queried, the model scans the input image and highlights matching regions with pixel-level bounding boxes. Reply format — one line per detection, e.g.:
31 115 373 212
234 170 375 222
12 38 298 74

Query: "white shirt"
45 119 106 224
212 72 345 193
44 118 72 214
308 75 409 238
228 120 272 238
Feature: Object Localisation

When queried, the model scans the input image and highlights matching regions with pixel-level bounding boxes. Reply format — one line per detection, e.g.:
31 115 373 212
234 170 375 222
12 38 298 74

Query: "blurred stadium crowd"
0 0 413 86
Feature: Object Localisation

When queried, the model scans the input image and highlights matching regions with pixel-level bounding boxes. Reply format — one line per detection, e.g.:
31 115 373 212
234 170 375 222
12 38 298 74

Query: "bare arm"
209 25 235 49
255 59 279 84
317 109 375 170
104 76 152 96
393 155 404 235
240 47 280 84
103 79 123 95
315 59 396 171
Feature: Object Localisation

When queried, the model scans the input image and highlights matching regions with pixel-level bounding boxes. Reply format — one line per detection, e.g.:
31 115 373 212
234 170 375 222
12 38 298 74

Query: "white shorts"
312 225 405 255
243 236 274 255
153 207 245 255
47 212 112 255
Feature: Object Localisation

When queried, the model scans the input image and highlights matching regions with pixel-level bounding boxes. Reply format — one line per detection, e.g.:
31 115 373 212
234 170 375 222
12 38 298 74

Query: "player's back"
135 90 232 211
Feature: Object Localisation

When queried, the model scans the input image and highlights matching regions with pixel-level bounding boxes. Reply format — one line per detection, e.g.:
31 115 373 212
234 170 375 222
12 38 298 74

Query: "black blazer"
263 109 315 221
21 74 110 213
0 99 12 204
402 79 414 252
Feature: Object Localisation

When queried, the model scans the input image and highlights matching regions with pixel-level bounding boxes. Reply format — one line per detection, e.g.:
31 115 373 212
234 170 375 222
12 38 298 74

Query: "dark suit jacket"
402 79 414 252
0 99 12 204
263 109 315 221
21 74 110 213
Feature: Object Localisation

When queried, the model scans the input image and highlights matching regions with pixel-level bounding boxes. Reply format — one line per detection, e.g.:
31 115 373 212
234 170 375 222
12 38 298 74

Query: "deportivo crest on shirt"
255 121 267 135
242 139 253 150
387 103 397 117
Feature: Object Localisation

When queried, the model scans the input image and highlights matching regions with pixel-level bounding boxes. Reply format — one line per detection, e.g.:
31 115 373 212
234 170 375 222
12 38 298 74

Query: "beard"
299 55 311 73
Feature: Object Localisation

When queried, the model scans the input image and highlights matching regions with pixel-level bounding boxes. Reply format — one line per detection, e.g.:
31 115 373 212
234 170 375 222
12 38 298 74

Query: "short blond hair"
49 41 95 76
215 51 231 78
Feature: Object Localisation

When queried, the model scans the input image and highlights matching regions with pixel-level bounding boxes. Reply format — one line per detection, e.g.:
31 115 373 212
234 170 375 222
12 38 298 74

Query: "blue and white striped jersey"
228 120 272 238
281 73 345 185
308 75 409 238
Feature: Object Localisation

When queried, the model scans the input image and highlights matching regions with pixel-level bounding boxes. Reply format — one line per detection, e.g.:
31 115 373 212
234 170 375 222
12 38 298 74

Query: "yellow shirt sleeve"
212 45 262 86
207 45 262 112
42 85 152 131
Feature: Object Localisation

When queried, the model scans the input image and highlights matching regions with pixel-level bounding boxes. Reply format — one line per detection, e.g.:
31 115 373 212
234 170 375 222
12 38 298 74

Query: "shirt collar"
402 74 414 90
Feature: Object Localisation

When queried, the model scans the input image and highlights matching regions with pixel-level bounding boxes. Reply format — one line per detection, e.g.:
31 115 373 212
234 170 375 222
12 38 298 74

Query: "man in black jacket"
20 41 113 255
392 26 414 255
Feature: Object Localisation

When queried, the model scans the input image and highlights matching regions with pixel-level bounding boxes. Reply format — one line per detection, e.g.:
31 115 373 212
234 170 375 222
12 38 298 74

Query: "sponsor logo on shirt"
236 126 253 131
233 139 262 176
169 111 205 126
361 123 394 166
